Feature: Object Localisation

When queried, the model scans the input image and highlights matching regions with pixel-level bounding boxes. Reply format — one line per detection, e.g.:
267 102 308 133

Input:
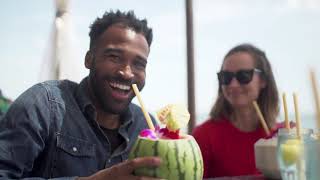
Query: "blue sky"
1 0 320 127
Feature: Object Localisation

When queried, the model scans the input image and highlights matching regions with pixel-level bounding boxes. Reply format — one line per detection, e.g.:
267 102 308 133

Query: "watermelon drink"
128 104 204 180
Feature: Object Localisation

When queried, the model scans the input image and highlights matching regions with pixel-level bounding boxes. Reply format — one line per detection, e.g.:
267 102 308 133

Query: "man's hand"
77 157 164 180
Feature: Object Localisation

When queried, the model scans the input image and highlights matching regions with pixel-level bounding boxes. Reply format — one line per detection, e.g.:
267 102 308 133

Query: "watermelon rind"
129 135 203 180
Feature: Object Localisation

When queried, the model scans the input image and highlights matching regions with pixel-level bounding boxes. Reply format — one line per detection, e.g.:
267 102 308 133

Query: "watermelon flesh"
129 135 204 180
158 128 180 139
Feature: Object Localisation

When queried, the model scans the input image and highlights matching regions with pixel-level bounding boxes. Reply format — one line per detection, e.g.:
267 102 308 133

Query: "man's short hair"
89 10 153 49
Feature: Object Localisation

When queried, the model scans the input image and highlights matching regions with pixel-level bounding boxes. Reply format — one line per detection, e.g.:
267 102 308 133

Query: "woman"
192 43 280 178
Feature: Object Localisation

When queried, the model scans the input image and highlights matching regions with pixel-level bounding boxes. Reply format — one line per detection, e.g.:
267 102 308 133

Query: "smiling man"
0 10 162 180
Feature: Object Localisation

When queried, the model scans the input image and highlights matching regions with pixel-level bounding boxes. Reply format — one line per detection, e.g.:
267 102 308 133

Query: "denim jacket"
0 78 155 179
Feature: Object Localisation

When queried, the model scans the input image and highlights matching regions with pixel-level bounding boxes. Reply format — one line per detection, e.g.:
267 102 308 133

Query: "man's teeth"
110 82 130 90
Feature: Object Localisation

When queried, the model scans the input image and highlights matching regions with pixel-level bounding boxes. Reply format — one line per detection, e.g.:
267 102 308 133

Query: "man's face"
86 25 149 114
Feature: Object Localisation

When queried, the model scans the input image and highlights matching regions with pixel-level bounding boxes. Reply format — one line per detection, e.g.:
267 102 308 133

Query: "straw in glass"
282 93 290 129
293 93 301 139
310 69 320 130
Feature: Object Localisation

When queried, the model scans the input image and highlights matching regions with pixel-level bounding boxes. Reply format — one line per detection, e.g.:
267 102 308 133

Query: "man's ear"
85 51 94 69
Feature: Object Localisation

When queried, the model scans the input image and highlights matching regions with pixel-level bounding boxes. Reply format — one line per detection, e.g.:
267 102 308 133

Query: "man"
0 10 162 180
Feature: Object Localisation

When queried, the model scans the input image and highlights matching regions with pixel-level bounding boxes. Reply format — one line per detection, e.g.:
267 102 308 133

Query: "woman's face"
221 52 265 109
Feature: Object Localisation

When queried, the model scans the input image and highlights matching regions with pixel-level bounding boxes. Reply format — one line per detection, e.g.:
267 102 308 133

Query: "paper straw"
253 101 270 136
282 93 290 129
132 84 155 130
293 93 301 139
310 70 320 130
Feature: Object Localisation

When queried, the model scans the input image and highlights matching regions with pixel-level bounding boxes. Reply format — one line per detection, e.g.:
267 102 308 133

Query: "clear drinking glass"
305 131 320 180
276 128 313 180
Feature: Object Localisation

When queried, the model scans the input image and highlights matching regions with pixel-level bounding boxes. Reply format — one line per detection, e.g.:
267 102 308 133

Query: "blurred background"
1 0 320 129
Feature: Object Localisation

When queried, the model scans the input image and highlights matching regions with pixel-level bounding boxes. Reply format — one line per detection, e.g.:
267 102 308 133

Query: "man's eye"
134 61 146 70
107 54 120 62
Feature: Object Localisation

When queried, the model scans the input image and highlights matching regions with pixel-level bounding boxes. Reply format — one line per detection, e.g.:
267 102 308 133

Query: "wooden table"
203 174 271 180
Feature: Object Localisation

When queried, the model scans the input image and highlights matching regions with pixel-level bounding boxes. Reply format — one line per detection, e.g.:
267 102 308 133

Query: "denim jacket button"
72 147 78 152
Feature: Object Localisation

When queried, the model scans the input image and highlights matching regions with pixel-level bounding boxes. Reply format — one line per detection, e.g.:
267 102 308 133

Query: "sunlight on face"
127 29 137 40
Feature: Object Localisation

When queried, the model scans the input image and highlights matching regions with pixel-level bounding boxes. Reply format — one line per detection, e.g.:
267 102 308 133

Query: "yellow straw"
293 93 301 139
310 69 320 130
293 93 304 180
253 101 270 136
132 84 155 130
282 93 290 129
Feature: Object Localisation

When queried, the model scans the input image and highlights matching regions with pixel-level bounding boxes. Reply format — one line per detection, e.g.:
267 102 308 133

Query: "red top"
192 116 281 178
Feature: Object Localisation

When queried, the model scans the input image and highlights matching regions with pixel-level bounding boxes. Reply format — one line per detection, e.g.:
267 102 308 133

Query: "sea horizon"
196 113 317 130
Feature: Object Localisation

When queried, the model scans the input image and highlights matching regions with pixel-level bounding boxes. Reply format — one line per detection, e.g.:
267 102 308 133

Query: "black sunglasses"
217 68 262 85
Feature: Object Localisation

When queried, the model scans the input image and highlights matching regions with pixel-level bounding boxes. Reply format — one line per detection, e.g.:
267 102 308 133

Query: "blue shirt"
0 78 155 179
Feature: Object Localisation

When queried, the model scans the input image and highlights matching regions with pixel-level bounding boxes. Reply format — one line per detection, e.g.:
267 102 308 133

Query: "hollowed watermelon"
129 134 203 180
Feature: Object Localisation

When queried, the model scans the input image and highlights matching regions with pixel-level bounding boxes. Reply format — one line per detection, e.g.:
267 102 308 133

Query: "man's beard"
89 71 132 114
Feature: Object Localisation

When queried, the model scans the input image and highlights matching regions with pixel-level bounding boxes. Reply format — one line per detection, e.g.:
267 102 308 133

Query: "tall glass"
276 128 313 180
305 131 320 180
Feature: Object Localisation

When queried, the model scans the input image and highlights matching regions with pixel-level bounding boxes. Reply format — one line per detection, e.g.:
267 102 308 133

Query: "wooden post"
186 0 196 134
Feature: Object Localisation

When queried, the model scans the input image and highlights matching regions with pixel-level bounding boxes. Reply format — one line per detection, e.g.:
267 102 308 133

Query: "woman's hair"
209 43 279 128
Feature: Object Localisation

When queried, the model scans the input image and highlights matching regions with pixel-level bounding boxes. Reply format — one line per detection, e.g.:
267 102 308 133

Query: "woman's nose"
118 65 134 79
228 77 240 87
